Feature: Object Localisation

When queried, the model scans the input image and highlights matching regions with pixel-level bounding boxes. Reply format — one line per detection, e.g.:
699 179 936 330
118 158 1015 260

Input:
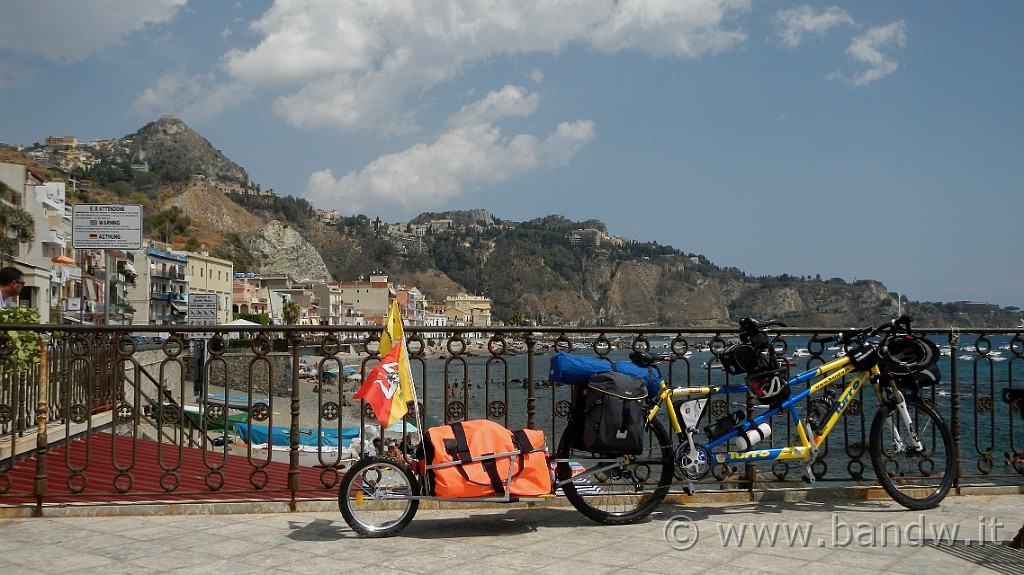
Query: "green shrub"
0 305 42 372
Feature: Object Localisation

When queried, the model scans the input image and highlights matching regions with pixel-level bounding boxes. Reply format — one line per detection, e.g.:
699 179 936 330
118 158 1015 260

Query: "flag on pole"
353 301 416 428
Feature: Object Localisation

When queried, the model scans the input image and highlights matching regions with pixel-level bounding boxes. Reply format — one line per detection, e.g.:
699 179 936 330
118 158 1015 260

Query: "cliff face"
497 250 900 328
247 220 331 282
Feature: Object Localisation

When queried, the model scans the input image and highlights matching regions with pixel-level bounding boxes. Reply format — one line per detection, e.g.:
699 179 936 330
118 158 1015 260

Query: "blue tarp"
234 423 359 448
206 393 269 404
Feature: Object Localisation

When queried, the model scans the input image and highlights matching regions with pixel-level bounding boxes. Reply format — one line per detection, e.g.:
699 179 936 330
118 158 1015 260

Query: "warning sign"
72 204 143 249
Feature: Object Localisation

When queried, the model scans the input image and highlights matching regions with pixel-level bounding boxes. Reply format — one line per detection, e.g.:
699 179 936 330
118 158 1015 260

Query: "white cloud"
303 87 595 214
832 21 907 86
448 85 540 128
130 70 251 123
0 0 186 63
207 0 749 132
589 0 751 58
773 5 854 48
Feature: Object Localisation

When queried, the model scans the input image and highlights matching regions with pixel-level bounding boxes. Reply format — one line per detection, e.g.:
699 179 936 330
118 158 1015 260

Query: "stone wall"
134 349 294 398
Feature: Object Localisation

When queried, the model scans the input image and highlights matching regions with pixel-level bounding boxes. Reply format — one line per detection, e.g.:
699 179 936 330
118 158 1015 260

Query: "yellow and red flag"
353 301 416 428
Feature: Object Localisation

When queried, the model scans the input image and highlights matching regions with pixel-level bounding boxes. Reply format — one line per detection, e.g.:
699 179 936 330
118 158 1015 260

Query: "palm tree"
0 203 35 267
282 300 300 325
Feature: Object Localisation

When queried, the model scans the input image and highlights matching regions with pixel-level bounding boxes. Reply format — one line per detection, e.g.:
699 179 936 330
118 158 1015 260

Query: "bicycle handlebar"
739 315 915 347
839 315 915 345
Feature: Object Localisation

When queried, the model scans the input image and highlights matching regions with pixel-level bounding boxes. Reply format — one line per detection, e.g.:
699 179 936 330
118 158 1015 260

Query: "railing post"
33 337 48 516
525 333 537 429
287 332 302 510
948 329 962 494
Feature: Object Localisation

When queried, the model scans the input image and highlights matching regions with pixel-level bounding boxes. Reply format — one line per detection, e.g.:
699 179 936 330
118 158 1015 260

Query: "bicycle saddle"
629 350 656 367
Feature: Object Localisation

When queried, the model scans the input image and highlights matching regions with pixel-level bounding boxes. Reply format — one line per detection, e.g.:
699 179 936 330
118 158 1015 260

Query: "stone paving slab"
2 495 1023 575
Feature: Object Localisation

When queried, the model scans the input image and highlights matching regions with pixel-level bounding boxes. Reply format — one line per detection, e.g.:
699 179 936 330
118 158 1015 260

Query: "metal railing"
1 324 1021 515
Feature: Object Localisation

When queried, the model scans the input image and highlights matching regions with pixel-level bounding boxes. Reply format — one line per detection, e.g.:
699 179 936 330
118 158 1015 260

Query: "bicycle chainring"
675 441 711 481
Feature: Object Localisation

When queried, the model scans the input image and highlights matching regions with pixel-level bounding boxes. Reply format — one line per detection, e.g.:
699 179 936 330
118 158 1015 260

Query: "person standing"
0 267 26 310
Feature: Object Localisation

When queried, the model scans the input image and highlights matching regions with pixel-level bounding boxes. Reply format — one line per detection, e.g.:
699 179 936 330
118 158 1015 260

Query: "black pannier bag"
581 372 648 454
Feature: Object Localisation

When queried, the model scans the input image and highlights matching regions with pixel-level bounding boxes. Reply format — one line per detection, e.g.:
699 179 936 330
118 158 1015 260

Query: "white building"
0 162 78 323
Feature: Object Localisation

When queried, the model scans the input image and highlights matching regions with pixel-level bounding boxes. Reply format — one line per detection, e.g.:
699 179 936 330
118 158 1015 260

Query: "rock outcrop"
247 220 331 282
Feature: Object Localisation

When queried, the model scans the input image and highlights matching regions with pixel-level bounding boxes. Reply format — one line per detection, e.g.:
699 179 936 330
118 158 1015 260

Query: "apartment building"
335 272 392 325
123 240 188 325
0 162 79 324
184 251 233 325
444 294 492 328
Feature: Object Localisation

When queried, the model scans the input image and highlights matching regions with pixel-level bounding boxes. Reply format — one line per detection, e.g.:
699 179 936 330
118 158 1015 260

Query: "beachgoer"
0 267 26 310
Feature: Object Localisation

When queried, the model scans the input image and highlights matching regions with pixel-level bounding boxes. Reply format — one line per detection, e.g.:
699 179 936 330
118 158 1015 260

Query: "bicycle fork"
885 389 926 455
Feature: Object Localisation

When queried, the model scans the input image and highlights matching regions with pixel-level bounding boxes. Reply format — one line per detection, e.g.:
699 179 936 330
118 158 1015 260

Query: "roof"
1 432 339 505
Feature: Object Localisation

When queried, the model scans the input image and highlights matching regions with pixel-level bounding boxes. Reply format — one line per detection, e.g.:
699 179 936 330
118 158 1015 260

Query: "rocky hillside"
126 115 252 186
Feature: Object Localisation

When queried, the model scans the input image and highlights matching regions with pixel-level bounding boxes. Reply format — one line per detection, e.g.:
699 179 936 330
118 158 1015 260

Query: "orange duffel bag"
424 419 550 498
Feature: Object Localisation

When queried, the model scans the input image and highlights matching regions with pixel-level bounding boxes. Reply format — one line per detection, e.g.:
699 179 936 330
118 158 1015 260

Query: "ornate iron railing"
0 324 1021 514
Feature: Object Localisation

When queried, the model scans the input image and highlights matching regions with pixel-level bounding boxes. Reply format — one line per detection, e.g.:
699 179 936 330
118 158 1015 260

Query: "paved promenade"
3 494 1023 575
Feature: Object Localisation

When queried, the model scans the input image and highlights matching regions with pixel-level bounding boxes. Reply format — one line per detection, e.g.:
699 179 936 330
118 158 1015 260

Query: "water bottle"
734 422 771 450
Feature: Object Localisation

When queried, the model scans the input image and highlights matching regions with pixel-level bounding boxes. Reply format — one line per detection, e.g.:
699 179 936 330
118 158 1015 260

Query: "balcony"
42 228 68 247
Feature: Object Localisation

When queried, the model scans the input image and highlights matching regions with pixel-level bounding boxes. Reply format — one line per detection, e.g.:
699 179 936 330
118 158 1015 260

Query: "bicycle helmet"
877 334 938 374
745 367 790 406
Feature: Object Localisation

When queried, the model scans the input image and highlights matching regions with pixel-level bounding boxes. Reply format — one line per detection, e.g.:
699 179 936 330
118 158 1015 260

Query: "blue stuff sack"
549 352 661 397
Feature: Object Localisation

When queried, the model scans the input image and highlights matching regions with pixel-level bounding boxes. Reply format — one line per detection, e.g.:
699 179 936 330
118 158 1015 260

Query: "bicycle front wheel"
869 395 954 510
338 456 420 537
555 417 674 525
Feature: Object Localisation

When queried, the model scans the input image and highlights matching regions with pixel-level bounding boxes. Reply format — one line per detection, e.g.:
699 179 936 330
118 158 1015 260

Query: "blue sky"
1 1 1021 310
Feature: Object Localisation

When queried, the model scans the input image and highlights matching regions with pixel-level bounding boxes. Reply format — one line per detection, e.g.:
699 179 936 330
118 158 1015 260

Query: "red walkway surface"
1 432 341 505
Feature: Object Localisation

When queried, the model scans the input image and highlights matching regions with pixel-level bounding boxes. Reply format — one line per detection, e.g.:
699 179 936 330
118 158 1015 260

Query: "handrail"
0 323 1020 513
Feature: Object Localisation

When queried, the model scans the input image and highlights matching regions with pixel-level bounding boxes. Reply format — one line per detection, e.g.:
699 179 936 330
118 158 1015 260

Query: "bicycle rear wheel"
555 417 674 525
869 395 954 510
339 456 420 537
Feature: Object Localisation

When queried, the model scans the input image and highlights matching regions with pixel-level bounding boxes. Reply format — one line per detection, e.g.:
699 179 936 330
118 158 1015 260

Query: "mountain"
126 115 252 186
12 121 1020 328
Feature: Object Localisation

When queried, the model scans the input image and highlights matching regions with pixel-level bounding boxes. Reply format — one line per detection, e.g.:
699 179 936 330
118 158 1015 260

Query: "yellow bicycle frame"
649 354 884 467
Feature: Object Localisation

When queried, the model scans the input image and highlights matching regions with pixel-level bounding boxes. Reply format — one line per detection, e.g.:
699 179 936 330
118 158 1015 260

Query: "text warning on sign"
72 204 143 250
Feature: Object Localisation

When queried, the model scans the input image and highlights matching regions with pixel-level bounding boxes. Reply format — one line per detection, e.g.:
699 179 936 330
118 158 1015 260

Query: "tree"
0 203 35 266
282 300 300 325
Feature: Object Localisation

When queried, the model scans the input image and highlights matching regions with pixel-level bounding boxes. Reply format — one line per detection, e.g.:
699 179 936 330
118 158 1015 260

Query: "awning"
123 261 137 274
170 301 188 313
